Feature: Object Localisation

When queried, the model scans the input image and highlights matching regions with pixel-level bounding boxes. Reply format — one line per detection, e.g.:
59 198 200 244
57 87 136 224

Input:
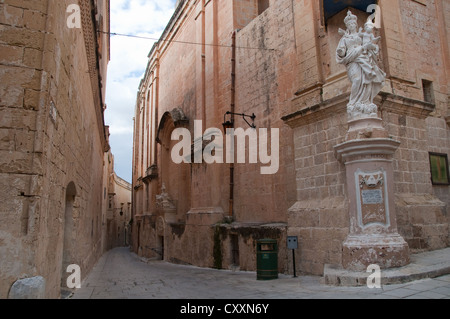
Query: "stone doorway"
61 182 77 294
231 234 240 268
158 236 165 260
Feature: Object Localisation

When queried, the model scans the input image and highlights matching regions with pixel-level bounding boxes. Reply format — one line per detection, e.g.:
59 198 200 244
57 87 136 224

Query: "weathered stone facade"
132 0 449 276
0 0 114 298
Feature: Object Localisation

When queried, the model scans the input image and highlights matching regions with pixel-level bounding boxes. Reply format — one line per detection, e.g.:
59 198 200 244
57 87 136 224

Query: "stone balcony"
142 165 158 184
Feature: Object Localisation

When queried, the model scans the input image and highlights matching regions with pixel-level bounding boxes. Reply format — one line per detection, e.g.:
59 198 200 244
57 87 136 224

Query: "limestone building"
132 0 449 276
0 0 112 298
105 150 132 250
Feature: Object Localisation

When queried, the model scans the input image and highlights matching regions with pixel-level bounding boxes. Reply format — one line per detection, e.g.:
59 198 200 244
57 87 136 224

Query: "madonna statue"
336 10 386 120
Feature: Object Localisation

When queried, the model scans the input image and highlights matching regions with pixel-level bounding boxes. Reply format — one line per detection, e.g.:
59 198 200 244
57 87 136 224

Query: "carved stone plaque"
362 189 383 205
355 169 390 228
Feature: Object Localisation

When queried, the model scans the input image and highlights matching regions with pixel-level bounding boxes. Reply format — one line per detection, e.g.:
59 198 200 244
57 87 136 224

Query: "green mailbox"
256 239 278 280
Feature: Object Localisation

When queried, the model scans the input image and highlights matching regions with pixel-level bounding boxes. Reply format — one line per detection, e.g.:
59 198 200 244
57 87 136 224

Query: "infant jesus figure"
359 18 381 60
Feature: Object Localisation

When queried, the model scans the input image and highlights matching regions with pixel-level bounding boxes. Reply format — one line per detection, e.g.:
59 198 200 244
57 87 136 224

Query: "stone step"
324 247 450 286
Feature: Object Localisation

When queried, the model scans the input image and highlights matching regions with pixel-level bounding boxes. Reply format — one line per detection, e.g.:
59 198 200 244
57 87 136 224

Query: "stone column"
335 118 409 271
334 11 409 271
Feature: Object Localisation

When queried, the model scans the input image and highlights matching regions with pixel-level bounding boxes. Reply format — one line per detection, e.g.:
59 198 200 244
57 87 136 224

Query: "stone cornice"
378 92 435 119
79 0 108 151
114 172 132 190
334 138 401 164
282 92 436 129
282 93 348 128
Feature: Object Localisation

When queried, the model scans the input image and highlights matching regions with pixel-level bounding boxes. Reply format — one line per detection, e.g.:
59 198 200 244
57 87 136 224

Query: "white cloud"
105 0 176 182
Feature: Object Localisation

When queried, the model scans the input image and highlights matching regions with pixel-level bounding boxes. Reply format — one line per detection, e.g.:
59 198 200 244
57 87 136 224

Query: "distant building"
133 0 449 275
0 0 112 298
105 151 132 250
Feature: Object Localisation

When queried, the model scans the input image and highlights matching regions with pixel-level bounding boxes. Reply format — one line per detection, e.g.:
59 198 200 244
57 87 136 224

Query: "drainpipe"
229 30 237 219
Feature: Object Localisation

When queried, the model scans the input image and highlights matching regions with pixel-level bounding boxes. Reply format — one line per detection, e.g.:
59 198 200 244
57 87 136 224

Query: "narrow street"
70 247 450 299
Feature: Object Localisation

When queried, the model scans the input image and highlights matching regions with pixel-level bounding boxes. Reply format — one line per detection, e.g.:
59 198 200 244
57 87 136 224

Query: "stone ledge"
378 92 435 119
282 92 436 129
324 247 450 286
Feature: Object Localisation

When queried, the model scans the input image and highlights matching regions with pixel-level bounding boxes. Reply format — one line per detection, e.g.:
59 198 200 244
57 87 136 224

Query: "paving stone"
380 288 419 298
70 247 450 300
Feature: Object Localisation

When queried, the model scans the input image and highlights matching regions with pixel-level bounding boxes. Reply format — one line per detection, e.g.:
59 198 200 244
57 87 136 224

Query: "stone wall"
383 109 449 253
234 0 297 224
0 0 110 298
284 98 349 275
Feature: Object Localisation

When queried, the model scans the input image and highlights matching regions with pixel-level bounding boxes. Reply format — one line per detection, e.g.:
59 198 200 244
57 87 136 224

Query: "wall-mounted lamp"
222 111 256 131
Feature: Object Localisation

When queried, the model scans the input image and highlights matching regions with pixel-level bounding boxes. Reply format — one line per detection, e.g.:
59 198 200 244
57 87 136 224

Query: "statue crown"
344 10 358 25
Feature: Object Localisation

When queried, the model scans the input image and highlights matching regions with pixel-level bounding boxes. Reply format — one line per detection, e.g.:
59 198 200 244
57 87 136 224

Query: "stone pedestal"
335 117 410 271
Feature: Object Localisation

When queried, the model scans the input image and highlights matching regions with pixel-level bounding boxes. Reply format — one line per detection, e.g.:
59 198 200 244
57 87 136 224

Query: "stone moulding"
133 178 143 190
282 93 348 128
282 92 436 129
79 0 108 151
378 92 435 119
294 81 324 97
354 168 390 229
186 207 225 226
342 234 410 271
444 98 450 125
334 138 401 164
156 108 189 144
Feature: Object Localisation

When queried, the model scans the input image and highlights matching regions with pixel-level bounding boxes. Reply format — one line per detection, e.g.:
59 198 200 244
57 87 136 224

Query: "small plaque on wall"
361 189 383 205
355 169 389 228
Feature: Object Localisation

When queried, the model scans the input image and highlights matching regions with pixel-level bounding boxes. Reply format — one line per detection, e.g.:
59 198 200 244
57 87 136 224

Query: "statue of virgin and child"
336 10 386 120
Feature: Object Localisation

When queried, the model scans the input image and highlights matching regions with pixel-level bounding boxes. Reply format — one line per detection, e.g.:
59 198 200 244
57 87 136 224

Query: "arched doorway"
61 182 77 290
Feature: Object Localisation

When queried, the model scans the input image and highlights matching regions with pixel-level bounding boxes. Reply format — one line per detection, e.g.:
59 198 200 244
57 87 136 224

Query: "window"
422 79 434 104
429 153 450 185
108 195 113 209
258 0 269 15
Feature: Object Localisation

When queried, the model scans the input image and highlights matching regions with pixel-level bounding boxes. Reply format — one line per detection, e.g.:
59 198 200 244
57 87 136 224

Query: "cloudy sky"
104 0 177 183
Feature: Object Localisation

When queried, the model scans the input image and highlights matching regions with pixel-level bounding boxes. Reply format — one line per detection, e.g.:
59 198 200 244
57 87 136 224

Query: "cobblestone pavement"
71 247 450 299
